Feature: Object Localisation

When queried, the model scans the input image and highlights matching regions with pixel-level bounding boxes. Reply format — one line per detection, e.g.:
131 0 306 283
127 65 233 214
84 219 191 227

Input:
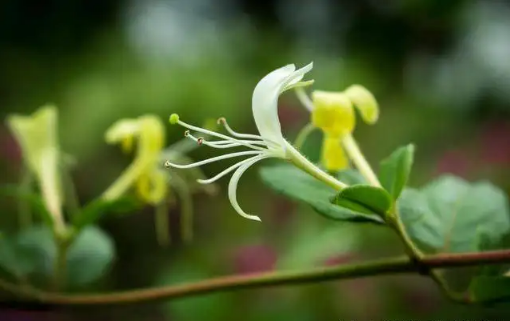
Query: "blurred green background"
0 0 509 320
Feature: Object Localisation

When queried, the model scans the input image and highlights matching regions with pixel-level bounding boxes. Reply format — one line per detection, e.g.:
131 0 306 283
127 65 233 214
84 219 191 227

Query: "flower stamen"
197 156 260 184
217 117 280 148
164 150 262 169
184 131 267 151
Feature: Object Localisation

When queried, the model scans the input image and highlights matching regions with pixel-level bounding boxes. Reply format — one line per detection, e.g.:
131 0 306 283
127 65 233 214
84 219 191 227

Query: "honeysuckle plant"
102 115 216 244
0 62 509 308
0 107 207 291
164 62 510 304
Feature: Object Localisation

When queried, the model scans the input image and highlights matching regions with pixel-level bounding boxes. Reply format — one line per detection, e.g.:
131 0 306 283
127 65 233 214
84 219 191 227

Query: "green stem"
293 123 316 150
341 134 381 187
389 208 467 302
52 237 70 291
18 167 33 228
155 201 170 247
294 87 315 111
171 174 194 243
2 250 510 306
60 159 80 219
286 143 347 190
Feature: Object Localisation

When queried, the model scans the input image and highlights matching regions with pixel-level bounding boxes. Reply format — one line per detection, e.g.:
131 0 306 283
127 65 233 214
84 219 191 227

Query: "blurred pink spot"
480 122 510 166
327 254 382 319
278 102 307 128
0 126 22 163
323 254 357 266
395 276 440 313
269 196 295 226
233 244 277 274
435 150 470 177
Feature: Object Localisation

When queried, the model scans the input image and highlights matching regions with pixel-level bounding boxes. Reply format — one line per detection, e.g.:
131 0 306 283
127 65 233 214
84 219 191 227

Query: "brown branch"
0 249 509 306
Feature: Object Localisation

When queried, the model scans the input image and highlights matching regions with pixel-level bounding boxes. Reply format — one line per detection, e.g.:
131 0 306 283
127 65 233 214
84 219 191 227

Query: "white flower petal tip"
251 62 314 149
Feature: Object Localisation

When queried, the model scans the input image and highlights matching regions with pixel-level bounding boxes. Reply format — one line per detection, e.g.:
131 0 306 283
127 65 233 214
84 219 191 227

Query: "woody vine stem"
1 250 510 306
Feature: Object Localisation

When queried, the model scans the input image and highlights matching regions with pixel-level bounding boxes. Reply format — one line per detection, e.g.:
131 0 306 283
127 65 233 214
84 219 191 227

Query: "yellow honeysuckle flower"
104 115 217 244
298 85 379 172
6 105 65 232
103 115 167 205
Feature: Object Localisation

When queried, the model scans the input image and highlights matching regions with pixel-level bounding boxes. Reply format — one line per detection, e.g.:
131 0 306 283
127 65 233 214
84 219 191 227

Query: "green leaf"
66 226 115 287
399 175 510 301
259 164 384 224
333 185 392 217
0 235 39 278
15 225 56 278
336 169 367 185
73 196 141 230
0 225 114 288
378 144 414 200
399 175 510 254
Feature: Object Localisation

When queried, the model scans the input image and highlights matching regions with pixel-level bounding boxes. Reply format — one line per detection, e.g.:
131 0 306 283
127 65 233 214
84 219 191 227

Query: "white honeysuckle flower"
165 63 346 222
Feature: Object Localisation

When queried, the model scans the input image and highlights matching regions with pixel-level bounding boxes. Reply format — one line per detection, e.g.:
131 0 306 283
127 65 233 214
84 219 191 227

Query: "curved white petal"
252 63 314 147
228 154 271 221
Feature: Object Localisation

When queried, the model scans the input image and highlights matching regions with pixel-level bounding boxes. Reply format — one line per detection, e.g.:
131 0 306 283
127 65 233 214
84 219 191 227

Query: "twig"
1 250 509 306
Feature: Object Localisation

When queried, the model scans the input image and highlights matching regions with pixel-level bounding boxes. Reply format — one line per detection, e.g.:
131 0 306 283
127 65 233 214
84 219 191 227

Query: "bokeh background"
1 0 510 320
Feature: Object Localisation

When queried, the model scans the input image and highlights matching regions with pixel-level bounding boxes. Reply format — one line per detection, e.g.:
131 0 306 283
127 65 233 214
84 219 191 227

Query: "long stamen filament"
217 117 280 148
179 120 270 151
185 132 266 151
217 117 264 140
177 119 243 144
165 151 262 169
197 157 258 184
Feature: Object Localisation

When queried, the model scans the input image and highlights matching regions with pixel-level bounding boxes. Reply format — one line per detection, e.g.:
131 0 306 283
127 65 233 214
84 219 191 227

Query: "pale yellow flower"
6 105 65 231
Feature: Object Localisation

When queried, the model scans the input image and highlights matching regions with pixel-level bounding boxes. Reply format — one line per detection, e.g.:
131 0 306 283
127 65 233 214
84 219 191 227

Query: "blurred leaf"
73 196 141 230
15 225 56 278
378 144 414 200
333 185 391 217
336 169 367 185
277 222 359 269
66 226 114 287
0 185 53 226
0 234 40 278
159 261 232 321
0 225 114 287
469 276 510 303
399 175 510 253
259 164 383 224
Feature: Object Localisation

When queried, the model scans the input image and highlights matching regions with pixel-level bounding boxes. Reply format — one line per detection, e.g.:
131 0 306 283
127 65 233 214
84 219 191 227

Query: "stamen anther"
169 113 180 125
